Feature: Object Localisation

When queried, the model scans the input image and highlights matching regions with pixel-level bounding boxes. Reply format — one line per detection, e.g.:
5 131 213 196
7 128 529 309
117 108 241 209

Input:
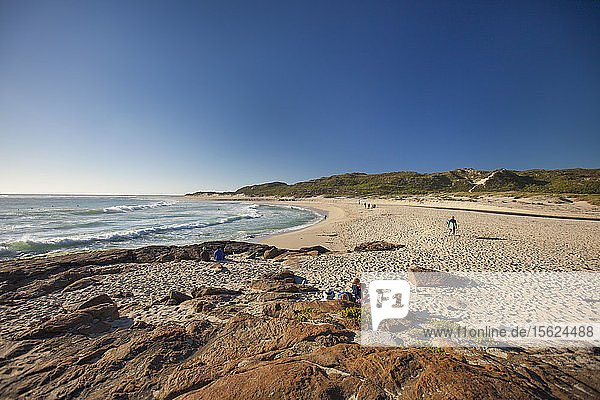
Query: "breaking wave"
1 214 259 254
77 201 177 215
0 196 321 260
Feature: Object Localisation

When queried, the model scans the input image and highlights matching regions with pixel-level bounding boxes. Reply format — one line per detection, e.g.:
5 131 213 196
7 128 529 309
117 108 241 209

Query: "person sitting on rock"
351 278 361 301
213 247 225 261
200 247 211 262
323 288 335 300
338 291 352 301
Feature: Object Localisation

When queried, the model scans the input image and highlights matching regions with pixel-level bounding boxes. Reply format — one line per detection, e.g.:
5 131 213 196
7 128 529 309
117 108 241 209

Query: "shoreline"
182 193 600 252
176 195 349 251
258 201 347 251
249 204 328 244
7 193 598 262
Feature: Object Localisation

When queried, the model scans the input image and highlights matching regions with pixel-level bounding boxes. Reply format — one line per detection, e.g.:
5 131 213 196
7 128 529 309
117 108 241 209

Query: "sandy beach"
260 195 600 290
3 194 600 337
1 194 599 398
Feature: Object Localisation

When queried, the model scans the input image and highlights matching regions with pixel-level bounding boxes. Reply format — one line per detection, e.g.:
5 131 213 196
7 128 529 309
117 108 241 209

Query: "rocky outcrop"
0 242 330 304
70 293 115 310
250 270 319 293
263 299 357 319
0 242 279 303
22 311 94 339
170 290 193 304
0 241 272 283
263 247 287 259
2 299 598 399
298 245 330 254
61 277 100 293
22 294 118 340
192 286 242 298
262 245 330 260
1 248 599 399
353 241 405 252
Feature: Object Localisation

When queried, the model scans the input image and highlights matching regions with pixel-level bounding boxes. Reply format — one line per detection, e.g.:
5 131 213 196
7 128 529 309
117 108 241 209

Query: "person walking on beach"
447 216 458 235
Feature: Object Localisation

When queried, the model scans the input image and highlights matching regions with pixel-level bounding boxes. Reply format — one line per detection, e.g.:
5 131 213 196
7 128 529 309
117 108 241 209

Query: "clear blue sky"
1 1 599 194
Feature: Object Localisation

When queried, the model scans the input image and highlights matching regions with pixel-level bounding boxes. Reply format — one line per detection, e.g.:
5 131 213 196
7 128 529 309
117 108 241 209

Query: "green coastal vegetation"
190 168 600 201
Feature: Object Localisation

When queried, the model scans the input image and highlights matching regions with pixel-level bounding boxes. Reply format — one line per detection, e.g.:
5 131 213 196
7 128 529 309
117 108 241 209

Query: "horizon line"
0 193 185 196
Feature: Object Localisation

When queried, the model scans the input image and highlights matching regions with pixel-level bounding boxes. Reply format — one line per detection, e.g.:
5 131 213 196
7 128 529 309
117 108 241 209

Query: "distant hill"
220 168 600 197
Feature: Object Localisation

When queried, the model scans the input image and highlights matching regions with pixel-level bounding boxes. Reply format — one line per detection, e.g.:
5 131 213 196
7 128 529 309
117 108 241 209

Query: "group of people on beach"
323 278 362 303
358 200 376 209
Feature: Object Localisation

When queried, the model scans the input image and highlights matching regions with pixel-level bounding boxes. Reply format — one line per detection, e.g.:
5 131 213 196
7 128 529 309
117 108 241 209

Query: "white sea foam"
0 197 319 259
100 201 177 214
1 214 262 253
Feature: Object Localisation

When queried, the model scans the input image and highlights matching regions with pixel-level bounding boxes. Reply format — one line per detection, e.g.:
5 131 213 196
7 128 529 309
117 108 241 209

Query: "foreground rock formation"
353 241 405 252
0 241 329 305
0 243 599 399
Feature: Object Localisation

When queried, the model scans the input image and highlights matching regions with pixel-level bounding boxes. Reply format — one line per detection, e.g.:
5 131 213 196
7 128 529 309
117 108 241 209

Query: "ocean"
0 195 322 260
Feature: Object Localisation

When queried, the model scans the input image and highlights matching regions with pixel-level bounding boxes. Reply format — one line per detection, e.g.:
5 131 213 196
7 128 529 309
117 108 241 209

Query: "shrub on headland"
220 168 600 198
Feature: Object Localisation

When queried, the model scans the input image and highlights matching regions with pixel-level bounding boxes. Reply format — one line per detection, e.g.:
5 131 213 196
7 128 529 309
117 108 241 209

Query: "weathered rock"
258 292 302 302
177 360 356 400
21 293 119 340
0 242 279 301
193 300 215 313
185 319 212 337
192 286 241 298
191 296 231 313
263 247 286 259
353 241 405 252
76 321 112 335
250 280 299 293
81 303 119 321
3 307 598 400
61 277 99 293
251 271 319 293
2 269 92 302
298 245 330 254
23 311 94 339
271 251 295 261
264 270 295 282
69 293 114 311
170 290 192 304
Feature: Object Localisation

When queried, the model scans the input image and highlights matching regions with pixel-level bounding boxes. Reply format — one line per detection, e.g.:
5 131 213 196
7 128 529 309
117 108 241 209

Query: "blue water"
0 195 321 260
